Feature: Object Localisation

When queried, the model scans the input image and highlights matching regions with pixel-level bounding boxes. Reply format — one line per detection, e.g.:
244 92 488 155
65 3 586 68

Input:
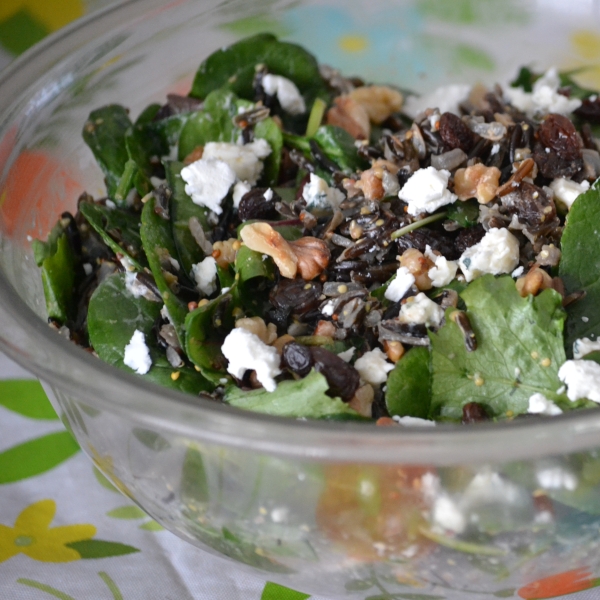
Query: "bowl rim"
1 0 600 466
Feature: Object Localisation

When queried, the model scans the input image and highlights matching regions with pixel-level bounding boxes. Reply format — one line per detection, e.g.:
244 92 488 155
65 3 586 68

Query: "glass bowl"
2 1 600 598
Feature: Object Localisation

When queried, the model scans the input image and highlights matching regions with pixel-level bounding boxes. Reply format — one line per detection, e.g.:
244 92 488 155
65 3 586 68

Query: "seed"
531 351 539 359
474 375 485 387
198 299 210 307
360 206 371 215
171 371 180 381
337 284 348 293
540 358 551 367
375 219 384 226
232 240 242 251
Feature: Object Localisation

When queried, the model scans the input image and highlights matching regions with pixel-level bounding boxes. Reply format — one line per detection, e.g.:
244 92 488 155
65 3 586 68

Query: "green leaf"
140 194 189 345
419 527 507 556
132 428 171 452
107 505 147 519
164 160 210 278
98 572 124 600
17 579 77 600
87 273 213 395
234 244 274 283
0 380 56 419
313 125 367 174
82 105 132 199
225 370 360 419
126 112 169 177
0 431 79 484
93 467 119 493
345 579 375 591
510 66 535 91
33 219 66 266
493 589 516 598
255 117 283 186
181 446 210 505
40 234 76 323
385 347 431 419
261 582 310 600
79 200 146 271
446 199 479 228
430 276 568 420
139 520 164 531
66 539 140 559
559 186 600 355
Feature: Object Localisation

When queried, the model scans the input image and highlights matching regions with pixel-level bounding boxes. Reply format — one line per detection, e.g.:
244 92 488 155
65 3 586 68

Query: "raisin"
439 112 474 153
269 278 322 315
238 188 279 221
281 341 313 376
462 402 489 424
501 182 559 237
574 97 600 124
396 228 459 260
537 114 583 161
454 224 486 254
310 346 360 402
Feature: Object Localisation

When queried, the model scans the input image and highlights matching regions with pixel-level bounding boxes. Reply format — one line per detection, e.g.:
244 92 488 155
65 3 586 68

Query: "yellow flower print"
0 0 83 33
88 444 132 498
0 499 95 563
567 30 600 91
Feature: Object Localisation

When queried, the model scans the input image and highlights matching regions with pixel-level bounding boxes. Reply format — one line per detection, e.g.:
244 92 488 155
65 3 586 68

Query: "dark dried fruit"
238 188 280 221
454 224 486 255
281 341 313 376
501 182 559 237
537 113 583 161
396 228 459 260
310 346 360 401
269 278 322 315
462 402 490 424
439 112 474 153
574 96 600 124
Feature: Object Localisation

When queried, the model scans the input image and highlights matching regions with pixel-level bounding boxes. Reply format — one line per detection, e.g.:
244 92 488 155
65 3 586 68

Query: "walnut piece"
515 265 553 297
355 168 385 201
326 96 370 140
240 222 298 278
348 85 403 125
288 237 331 280
399 248 434 291
454 164 501 204
235 317 278 345
212 238 240 269
348 383 375 418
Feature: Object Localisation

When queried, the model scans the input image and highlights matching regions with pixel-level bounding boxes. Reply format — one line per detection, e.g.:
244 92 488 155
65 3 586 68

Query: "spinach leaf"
40 234 76 323
233 245 274 316
446 200 479 228
225 370 360 419
82 105 132 200
559 185 600 355
510 66 535 92
184 292 235 385
32 219 66 267
164 160 210 278
140 195 189 346
178 89 252 160
87 273 212 394
313 126 367 174
234 244 274 283
125 118 169 177
254 117 283 186
190 33 327 108
430 275 568 420
79 200 146 270
385 347 431 419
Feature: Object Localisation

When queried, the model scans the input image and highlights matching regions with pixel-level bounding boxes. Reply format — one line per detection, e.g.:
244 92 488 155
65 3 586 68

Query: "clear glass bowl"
2 1 600 597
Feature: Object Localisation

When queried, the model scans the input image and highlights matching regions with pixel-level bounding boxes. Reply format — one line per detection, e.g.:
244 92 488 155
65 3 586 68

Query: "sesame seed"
171 371 181 381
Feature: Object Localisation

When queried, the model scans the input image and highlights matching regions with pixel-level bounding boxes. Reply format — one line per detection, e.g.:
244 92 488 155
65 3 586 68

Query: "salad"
34 33 600 424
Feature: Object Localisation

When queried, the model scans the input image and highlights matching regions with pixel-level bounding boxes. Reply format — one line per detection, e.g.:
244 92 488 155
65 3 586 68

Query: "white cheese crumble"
181 158 236 214
321 300 335 317
398 293 445 328
398 167 457 216
511 266 524 278
202 139 272 185
550 177 590 211
337 347 356 363
504 67 582 117
558 359 600 403
124 271 152 299
432 495 466 534
263 188 274 201
232 180 252 208
528 393 563 416
458 227 520 282
392 415 436 427
425 245 458 287
192 256 218 296
123 330 152 375
537 466 578 491
354 348 394 385
261 74 306 115
384 266 415 302
573 337 600 359
302 173 345 212
221 328 281 392
403 84 471 119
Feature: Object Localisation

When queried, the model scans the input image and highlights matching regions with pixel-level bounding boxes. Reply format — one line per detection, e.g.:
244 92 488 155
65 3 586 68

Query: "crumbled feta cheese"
321 300 335 317
537 466 578 491
181 158 237 214
573 337 600 359
490 143 500 155
403 84 471 119
337 347 356 363
119 255 136 272
550 177 590 211
392 415 436 427
232 180 252 208
511 266 524 278
123 330 152 375
263 188 274 201
221 328 281 392
83 263 93 276
504 67 582 117
354 348 394 385
261 74 306 115
398 167 457 216
398 293 445 328
528 393 563 416
105 199 116 210
425 245 458 287
458 227 520 282
384 266 415 302
302 173 345 212
125 270 152 299
192 256 218 296
558 359 600 403
202 139 271 184
432 495 466 534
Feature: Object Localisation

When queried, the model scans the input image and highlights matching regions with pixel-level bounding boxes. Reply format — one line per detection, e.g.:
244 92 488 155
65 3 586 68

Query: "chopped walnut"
288 236 331 280
348 383 375 417
383 340 405 363
348 85 403 125
183 146 204 165
355 168 385 201
314 320 337 337
454 164 501 204
399 248 434 291
326 96 370 140
515 264 554 297
536 244 561 267
371 159 401 175
212 238 240 269
240 223 298 278
235 317 278 345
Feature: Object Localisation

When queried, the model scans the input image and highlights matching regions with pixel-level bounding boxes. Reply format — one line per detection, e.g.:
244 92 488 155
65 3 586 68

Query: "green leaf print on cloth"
0 380 57 419
18 571 125 600
261 582 311 600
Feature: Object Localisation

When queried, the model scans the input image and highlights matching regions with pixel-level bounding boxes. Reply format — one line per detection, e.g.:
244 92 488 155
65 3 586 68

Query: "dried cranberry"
454 224 486 254
269 278 322 315
439 112 474 152
537 113 583 161
462 402 489 424
281 342 313 376
238 188 279 221
310 346 360 402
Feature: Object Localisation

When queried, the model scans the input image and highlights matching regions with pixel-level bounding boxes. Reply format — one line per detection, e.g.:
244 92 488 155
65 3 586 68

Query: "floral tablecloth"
4 1 600 598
